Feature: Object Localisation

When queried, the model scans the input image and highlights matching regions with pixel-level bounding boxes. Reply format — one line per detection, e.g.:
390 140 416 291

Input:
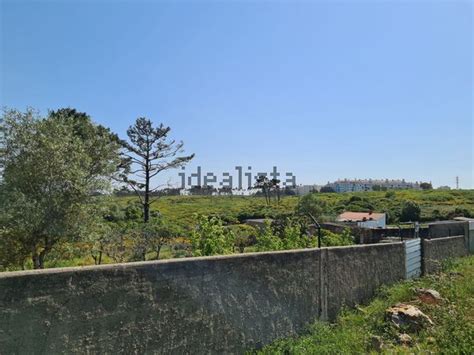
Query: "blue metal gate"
405 238 421 279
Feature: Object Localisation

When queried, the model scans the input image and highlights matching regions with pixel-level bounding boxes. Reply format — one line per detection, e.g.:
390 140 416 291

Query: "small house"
336 211 386 228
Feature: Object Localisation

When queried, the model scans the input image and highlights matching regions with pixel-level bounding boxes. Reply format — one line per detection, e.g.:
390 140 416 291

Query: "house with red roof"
336 211 386 228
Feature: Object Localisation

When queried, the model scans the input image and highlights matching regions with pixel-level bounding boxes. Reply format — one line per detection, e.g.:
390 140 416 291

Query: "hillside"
113 189 474 229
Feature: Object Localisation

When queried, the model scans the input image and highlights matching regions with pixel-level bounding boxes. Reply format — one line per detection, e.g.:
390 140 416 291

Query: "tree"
255 220 282 252
191 215 235 256
297 193 328 219
1 108 121 268
253 175 272 205
270 178 281 203
218 186 233 196
320 186 336 193
420 182 433 190
228 224 257 253
400 200 421 222
131 217 181 260
119 117 194 223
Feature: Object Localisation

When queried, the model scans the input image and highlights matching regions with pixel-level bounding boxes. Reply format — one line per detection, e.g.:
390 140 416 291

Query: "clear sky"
1 0 473 189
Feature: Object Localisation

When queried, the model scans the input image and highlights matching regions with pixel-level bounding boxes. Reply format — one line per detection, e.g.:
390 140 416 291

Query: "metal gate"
405 238 421 279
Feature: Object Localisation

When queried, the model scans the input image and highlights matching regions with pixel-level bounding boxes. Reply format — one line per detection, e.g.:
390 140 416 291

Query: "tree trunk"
32 254 40 269
144 139 150 223
32 251 46 269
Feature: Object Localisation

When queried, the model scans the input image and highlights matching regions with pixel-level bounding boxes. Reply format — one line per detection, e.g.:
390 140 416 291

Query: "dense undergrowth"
256 256 474 354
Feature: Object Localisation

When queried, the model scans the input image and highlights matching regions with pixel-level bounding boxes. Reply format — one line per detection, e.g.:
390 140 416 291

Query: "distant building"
243 219 272 229
292 184 321 195
437 186 451 190
336 211 386 228
325 179 421 193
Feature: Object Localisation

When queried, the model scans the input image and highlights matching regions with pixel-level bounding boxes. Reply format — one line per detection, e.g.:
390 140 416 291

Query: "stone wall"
0 243 405 354
422 235 468 274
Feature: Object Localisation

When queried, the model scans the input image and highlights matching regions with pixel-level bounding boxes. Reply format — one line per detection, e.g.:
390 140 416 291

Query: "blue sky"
1 0 472 188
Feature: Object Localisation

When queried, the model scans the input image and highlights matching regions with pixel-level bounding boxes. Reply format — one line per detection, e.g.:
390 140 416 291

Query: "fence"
0 231 471 354
405 238 421 279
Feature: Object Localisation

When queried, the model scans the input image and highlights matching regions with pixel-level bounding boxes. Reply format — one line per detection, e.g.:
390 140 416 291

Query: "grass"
255 255 474 354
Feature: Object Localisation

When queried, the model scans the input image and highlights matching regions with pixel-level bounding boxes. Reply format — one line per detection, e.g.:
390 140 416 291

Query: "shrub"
255 220 282 252
297 194 328 219
400 200 421 222
191 215 235 256
321 228 354 247
228 224 257 253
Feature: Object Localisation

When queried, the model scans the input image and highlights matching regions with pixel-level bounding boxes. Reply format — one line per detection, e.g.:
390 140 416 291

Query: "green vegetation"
0 108 120 269
2 184 473 271
191 215 235 256
112 188 474 230
1 108 473 272
256 255 474 354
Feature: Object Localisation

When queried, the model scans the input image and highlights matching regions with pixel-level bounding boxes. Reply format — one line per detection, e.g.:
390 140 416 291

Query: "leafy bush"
321 228 354 247
400 200 421 222
190 215 235 256
297 193 328 219
255 220 283 252
228 224 258 253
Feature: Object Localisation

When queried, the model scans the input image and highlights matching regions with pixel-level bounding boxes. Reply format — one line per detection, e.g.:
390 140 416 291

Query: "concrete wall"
0 243 405 354
324 243 405 319
422 235 469 274
428 221 467 239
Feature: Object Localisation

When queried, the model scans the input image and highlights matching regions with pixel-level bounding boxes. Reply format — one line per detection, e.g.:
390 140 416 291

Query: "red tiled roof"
336 212 385 222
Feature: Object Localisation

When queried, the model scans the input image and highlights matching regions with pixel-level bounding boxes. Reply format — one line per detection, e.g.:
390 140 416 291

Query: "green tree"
400 200 421 222
420 182 433 190
191 215 235 256
131 217 181 260
119 117 194 224
228 224 257 253
255 220 282 251
1 108 120 269
253 175 272 205
320 186 336 193
297 193 328 219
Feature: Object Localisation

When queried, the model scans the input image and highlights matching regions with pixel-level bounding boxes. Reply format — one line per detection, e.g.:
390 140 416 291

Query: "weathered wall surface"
422 235 468 274
428 221 468 239
0 244 405 354
325 243 406 319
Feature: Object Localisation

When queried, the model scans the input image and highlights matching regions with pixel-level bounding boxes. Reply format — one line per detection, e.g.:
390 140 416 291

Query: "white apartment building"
325 179 421 193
